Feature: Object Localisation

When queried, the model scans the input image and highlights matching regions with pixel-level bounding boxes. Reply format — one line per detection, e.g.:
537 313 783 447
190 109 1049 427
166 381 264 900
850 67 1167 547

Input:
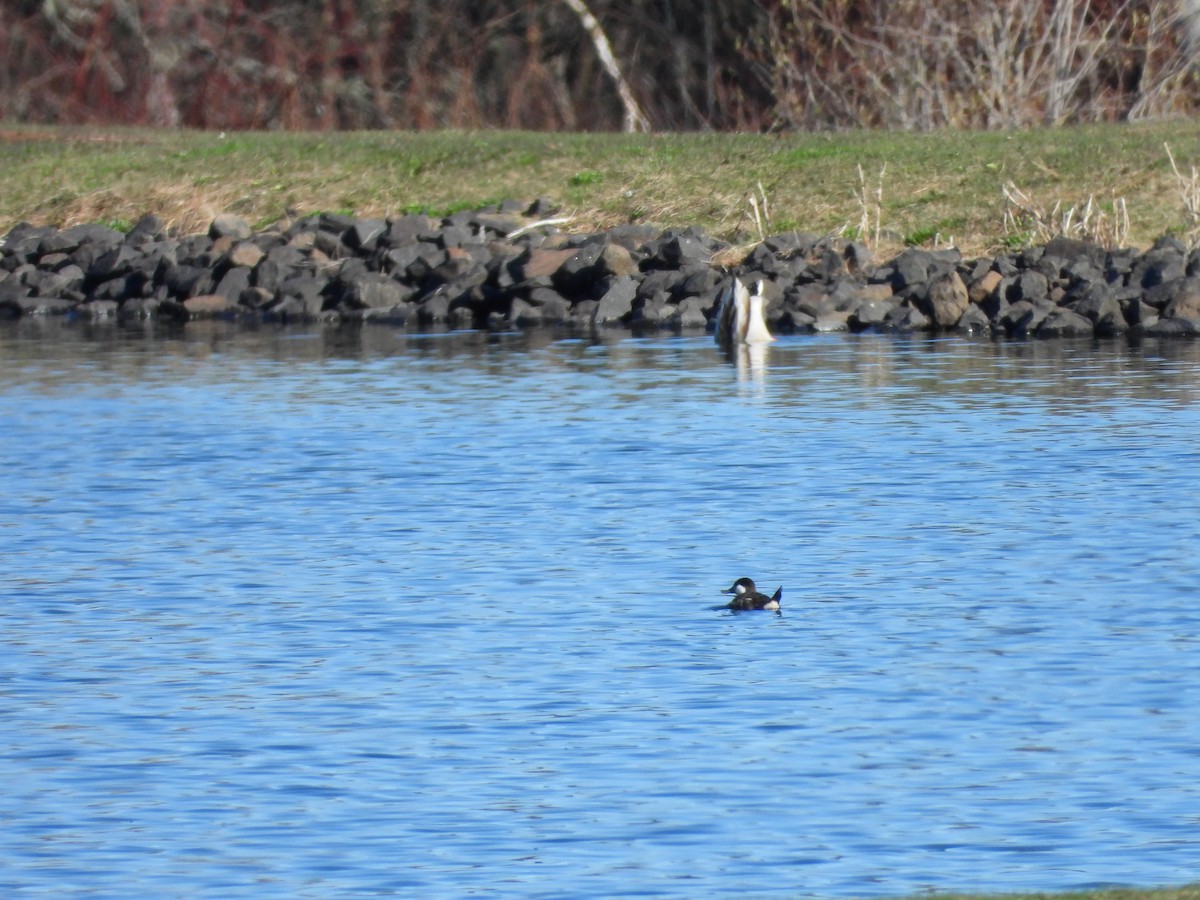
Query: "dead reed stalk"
1164 142 1200 246
1001 180 1129 248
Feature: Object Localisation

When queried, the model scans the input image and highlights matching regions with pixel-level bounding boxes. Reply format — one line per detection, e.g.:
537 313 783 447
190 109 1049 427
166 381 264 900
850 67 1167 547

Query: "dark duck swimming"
722 577 782 611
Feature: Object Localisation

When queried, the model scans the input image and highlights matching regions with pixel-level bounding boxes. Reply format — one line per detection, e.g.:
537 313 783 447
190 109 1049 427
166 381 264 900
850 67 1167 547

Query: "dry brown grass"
1001 180 1131 248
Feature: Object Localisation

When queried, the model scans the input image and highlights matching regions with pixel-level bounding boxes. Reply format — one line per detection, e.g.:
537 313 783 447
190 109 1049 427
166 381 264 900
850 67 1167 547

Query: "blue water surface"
2 320 1199 898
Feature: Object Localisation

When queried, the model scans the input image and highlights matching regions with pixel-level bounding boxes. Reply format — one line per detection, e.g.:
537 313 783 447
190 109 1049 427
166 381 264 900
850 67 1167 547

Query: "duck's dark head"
722 577 757 596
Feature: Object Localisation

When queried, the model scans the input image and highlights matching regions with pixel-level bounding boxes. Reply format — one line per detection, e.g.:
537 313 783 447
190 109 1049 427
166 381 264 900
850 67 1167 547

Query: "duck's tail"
771 586 782 605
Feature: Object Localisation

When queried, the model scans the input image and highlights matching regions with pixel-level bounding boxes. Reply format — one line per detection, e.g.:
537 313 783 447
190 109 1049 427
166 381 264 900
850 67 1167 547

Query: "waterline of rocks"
3 200 1200 339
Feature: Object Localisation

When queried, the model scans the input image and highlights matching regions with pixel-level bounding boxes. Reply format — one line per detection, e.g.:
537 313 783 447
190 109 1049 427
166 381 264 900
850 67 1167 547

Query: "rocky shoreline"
3 200 1200 339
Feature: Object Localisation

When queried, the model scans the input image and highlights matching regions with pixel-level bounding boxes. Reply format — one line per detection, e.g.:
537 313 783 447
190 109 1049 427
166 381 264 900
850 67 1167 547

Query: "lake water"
3 319 1200 899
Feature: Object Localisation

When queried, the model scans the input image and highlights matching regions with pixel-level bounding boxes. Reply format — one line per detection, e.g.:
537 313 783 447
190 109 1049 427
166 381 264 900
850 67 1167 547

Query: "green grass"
1 122 1199 254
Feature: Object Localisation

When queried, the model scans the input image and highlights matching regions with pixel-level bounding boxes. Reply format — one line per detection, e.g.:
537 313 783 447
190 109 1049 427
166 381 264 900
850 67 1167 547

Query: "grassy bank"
3 122 1200 255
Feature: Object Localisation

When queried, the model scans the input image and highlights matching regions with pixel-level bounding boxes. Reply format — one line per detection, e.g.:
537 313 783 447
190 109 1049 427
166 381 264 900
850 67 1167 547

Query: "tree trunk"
558 0 650 131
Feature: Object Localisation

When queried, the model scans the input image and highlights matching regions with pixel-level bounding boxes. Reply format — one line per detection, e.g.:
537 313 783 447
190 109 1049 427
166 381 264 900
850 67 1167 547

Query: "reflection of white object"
715 277 774 346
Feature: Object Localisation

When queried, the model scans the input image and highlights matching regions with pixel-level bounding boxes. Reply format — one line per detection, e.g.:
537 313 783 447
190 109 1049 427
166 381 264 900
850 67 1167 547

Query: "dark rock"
312 212 356 235
884 304 930 332
885 249 930 291
1145 316 1199 335
89 274 139 302
1069 283 1124 329
508 297 542 325
164 263 214 299
176 234 215 265
523 289 571 322
86 244 143 286
788 283 834 319
438 223 478 249
1043 236 1106 269
226 241 265 269
1131 249 1187 288
1032 254 1063 280
1062 256 1105 286
472 212 522 237
1159 276 1200 320
652 230 710 268
402 242 447 282
1017 246 1044 266
992 255 1020 278
1009 270 1050 303
1124 297 1158 327
276 274 326 316
553 243 605 296
42 223 124 256
240 287 275 309
341 273 414 309
956 304 992 334
968 269 1003 305
214 266 252 303
565 299 598 326
674 301 709 329
811 247 848 281
770 308 813 332
923 271 969 328
313 230 350 259
385 214 435 247
125 214 167 245
593 276 638 324
999 300 1053 337
675 265 721 299
345 218 387 251
635 269 679 303
416 288 452 323
630 291 670 324
27 267 83 298
844 241 873 275
514 247 574 283
598 243 639 278
849 298 892 329
606 224 660 252
251 257 288 293
525 197 557 217
210 214 252 241
1036 308 1094 338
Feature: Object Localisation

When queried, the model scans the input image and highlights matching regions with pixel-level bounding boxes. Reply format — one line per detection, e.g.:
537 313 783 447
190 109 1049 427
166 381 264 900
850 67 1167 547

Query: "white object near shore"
715 277 774 346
